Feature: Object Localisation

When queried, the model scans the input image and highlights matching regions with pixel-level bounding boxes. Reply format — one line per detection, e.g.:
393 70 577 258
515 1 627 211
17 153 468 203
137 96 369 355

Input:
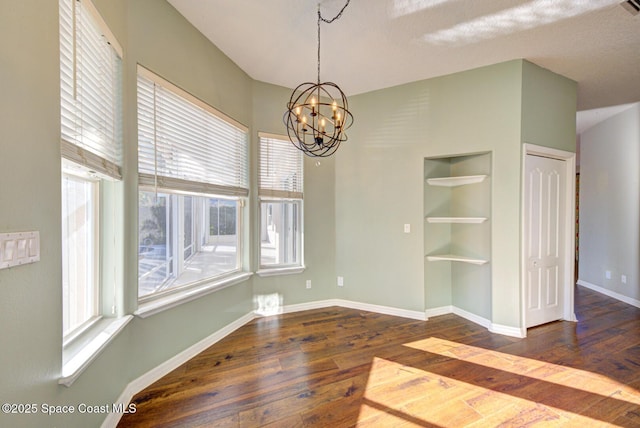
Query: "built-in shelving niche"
424 152 492 320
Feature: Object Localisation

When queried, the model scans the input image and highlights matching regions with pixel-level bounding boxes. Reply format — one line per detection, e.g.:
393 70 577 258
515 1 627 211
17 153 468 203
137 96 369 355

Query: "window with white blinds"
258 133 304 199
59 0 123 179
258 134 304 270
137 67 249 196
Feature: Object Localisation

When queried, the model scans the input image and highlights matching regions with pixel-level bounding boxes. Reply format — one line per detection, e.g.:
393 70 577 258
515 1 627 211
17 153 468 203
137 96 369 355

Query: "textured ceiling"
167 0 640 112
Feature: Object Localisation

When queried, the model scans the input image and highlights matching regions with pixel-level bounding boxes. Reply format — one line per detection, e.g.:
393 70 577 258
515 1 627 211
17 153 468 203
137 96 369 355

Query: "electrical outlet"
404 224 411 233
606 270 611 279
622 275 627 284
306 280 312 289
337 276 344 287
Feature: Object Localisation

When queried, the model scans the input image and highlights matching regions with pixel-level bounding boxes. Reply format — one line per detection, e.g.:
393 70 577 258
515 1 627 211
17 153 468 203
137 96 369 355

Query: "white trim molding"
452 306 491 330
426 305 525 338
489 323 526 338
60 315 134 387
283 299 428 321
101 312 255 428
425 306 454 319
577 280 640 309
333 299 427 321
135 272 253 318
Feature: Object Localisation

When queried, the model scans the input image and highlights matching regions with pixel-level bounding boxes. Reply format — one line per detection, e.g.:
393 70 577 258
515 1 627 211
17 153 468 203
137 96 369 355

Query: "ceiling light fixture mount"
284 1 354 157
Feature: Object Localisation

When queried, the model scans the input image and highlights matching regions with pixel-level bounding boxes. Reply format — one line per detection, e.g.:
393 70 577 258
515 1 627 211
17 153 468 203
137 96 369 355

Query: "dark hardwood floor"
118 286 640 427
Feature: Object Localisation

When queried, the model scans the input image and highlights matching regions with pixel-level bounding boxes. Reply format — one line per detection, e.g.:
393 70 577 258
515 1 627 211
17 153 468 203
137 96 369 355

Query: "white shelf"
426 254 489 265
426 175 487 187
426 217 487 224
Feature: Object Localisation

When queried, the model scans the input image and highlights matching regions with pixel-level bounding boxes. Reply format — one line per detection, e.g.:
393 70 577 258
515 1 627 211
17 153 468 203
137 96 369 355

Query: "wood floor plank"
118 286 640 427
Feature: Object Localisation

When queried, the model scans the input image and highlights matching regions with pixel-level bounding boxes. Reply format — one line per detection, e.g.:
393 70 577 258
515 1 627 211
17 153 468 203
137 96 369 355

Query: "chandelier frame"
284 1 353 158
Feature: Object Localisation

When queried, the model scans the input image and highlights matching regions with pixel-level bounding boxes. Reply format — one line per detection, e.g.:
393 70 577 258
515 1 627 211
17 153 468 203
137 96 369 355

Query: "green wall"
521 61 578 150
0 1 64 426
336 61 524 320
0 1 577 426
335 60 576 328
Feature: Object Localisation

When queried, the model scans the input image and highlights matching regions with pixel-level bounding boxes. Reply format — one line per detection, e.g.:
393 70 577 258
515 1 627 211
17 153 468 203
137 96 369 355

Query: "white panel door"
525 154 566 328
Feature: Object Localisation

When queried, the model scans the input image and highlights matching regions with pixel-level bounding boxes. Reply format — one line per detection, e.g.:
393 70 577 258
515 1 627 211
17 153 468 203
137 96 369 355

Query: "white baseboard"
425 305 525 338
333 299 427 321
425 305 453 318
101 311 255 428
283 299 427 321
282 299 339 314
489 323 526 338
452 306 492 330
577 279 640 309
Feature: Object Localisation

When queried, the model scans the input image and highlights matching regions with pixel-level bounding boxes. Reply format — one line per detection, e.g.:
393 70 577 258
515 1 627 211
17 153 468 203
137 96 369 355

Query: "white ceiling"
167 0 640 116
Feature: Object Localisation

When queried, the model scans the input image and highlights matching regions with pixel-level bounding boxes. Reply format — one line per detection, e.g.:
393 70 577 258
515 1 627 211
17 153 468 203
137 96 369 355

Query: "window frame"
257 133 305 276
58 0 131 387
258 198 304 271
136 66 250 306
61 168 101 343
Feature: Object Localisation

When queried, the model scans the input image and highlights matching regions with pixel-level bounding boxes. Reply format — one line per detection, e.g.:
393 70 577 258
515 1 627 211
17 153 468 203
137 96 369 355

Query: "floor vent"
621 0 640 15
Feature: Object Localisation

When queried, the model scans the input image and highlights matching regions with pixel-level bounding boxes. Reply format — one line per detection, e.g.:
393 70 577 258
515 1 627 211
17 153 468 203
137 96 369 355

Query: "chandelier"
284 1 354 157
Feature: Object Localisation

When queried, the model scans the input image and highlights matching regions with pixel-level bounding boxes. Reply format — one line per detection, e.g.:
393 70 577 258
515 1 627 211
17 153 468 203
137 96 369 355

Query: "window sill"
59 315 133 387
256 266 306 277
135 271 253 319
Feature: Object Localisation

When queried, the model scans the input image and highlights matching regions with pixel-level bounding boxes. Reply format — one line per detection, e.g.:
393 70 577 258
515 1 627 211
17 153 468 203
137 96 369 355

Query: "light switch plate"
0 231 40 270
404 224 411 233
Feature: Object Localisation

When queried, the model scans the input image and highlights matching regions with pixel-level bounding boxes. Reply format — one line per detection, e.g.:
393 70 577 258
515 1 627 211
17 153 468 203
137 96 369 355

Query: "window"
258 134 304 272
59 0 122 340
61 173 99 335
137 67 249 301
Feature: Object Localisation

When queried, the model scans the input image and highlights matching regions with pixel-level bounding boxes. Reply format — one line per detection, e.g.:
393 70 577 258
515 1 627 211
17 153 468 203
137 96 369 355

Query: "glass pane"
205 198 239 273
138 192 173 297
139 192 241 300
62 174 97 336
260 200 301 267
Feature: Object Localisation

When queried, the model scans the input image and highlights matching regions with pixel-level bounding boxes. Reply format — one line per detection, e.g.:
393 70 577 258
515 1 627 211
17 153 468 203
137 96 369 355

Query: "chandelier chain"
318 0 351 24
316 0 351 84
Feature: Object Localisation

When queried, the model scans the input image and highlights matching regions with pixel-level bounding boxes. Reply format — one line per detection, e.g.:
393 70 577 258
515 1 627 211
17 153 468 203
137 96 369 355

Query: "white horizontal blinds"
259 134 303 199
59 0 122 179
137 70 249 197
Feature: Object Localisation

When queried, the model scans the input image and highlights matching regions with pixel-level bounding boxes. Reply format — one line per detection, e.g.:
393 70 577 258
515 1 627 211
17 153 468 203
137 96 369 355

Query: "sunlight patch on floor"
405 337 640 403
355 337 639 427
